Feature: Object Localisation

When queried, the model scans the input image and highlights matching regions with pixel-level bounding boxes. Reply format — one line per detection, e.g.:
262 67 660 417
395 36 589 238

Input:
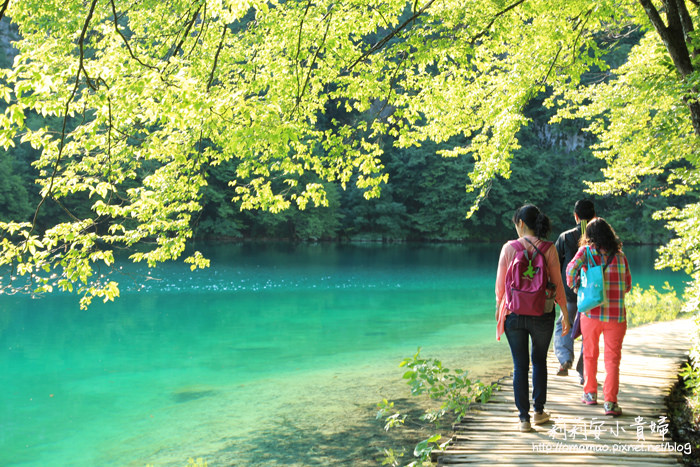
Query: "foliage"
625 283 696 426
145 459 208 467
399 348 498 423
378 348 498 466
376 398 408 432
679 359 700 426
626 283 685 327
0 151 32 222
1 1 700 306
379 447 407 467
554 23 700 310
680 314 700 427
186 458 208 467
410 434 446 467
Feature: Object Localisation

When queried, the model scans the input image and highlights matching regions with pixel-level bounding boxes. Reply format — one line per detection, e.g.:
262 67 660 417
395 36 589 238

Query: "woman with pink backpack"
495 204 570 432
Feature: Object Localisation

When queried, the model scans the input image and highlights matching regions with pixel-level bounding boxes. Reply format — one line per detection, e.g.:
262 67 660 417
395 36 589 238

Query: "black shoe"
557 361 572 376
578 373 584 385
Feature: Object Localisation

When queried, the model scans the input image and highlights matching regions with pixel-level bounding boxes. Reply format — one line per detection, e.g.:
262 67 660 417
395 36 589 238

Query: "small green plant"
399 348 499 423
186 458 208 467
377 398 408 431
679 312 700 428
679 361 700 423
146 457 208 467
377 348 499 466
626 283 684 327
379 447 406 467
410 434 450 466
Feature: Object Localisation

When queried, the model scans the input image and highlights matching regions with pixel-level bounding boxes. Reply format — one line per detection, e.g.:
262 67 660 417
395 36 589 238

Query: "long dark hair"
580 217 622 254
512 204 551 239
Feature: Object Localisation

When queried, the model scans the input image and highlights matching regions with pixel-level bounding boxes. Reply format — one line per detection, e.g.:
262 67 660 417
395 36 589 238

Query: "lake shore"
155 341 515 467
90 339 514 466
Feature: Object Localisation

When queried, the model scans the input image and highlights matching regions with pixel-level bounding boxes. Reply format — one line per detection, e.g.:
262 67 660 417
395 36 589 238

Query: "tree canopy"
0 0 699 308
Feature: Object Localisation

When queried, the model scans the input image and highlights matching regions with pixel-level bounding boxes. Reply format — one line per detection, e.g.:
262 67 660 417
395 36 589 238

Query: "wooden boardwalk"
438 318 694 466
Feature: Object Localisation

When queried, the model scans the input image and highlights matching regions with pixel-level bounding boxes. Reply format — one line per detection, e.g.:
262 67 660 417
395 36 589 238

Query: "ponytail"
534 212 551 238
513 204 551 239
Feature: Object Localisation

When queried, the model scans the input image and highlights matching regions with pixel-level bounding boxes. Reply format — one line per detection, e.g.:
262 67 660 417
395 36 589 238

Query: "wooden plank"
437 318 693 466
439 456 681 465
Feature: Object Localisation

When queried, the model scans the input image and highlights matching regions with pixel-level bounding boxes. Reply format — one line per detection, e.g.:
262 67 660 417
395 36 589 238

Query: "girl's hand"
561 317 571 336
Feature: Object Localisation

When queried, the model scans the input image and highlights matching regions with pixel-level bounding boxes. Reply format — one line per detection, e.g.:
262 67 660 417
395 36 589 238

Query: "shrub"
626 283 684 327
377 348 498 466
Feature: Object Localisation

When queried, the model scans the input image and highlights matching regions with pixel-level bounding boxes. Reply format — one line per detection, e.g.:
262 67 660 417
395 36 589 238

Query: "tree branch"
674 0 698 59
368 4 392 29
106 85 113 183
295 0 313 106
525 43 564 103
0 0 9 23
640 0 700 135
469 0 528 46
638 0 669 42
666 0 684 31
110 0 159 70
346 0 437 71
207 24 228 91
168 4 202 61
570 8 594 65
370 51 408 127
187 0 208 57
31 0 99 234
638 0 694 75
293 10 333 115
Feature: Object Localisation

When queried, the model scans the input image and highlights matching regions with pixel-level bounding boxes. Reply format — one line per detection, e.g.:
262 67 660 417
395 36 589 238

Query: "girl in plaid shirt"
566 218 632 417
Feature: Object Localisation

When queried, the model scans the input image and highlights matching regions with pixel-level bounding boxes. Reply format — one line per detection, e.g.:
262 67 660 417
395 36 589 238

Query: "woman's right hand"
561 316 570 336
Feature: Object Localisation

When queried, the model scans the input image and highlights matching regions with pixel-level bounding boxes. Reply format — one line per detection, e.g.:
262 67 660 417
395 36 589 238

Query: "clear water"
0 243 688 466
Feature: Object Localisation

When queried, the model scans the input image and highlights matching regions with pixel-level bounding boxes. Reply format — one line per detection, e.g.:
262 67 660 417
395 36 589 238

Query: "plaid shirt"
566 246 632 322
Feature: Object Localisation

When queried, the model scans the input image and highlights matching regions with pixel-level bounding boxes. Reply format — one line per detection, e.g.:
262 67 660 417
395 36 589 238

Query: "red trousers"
581 314 627 402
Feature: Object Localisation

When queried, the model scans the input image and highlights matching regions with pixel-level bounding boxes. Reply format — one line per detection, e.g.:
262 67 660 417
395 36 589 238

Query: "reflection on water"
0 243 688 466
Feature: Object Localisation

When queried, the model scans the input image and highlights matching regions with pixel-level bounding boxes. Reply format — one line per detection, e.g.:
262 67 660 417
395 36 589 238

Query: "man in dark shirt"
553 199 596 383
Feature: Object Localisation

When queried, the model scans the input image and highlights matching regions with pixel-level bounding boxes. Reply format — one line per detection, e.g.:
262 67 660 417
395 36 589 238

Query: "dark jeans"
504 312 555 422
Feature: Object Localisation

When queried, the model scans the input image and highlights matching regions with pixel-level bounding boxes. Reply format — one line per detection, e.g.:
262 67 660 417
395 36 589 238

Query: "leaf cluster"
1 0 700 305
376 348 497 466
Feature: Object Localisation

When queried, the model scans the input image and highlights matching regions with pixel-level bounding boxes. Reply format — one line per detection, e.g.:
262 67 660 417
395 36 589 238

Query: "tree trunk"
639 0 700 135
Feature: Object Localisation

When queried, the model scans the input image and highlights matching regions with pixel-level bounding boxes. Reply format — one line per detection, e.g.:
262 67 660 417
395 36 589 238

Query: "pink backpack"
504 238 553 316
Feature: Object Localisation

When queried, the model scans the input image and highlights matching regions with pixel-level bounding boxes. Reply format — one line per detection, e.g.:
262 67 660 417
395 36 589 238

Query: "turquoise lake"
0 243 689 466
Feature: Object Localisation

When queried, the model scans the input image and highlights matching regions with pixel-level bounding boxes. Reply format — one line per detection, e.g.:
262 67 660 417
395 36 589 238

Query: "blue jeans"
504 312 555 422
554 302 577 365
554 302 585 377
